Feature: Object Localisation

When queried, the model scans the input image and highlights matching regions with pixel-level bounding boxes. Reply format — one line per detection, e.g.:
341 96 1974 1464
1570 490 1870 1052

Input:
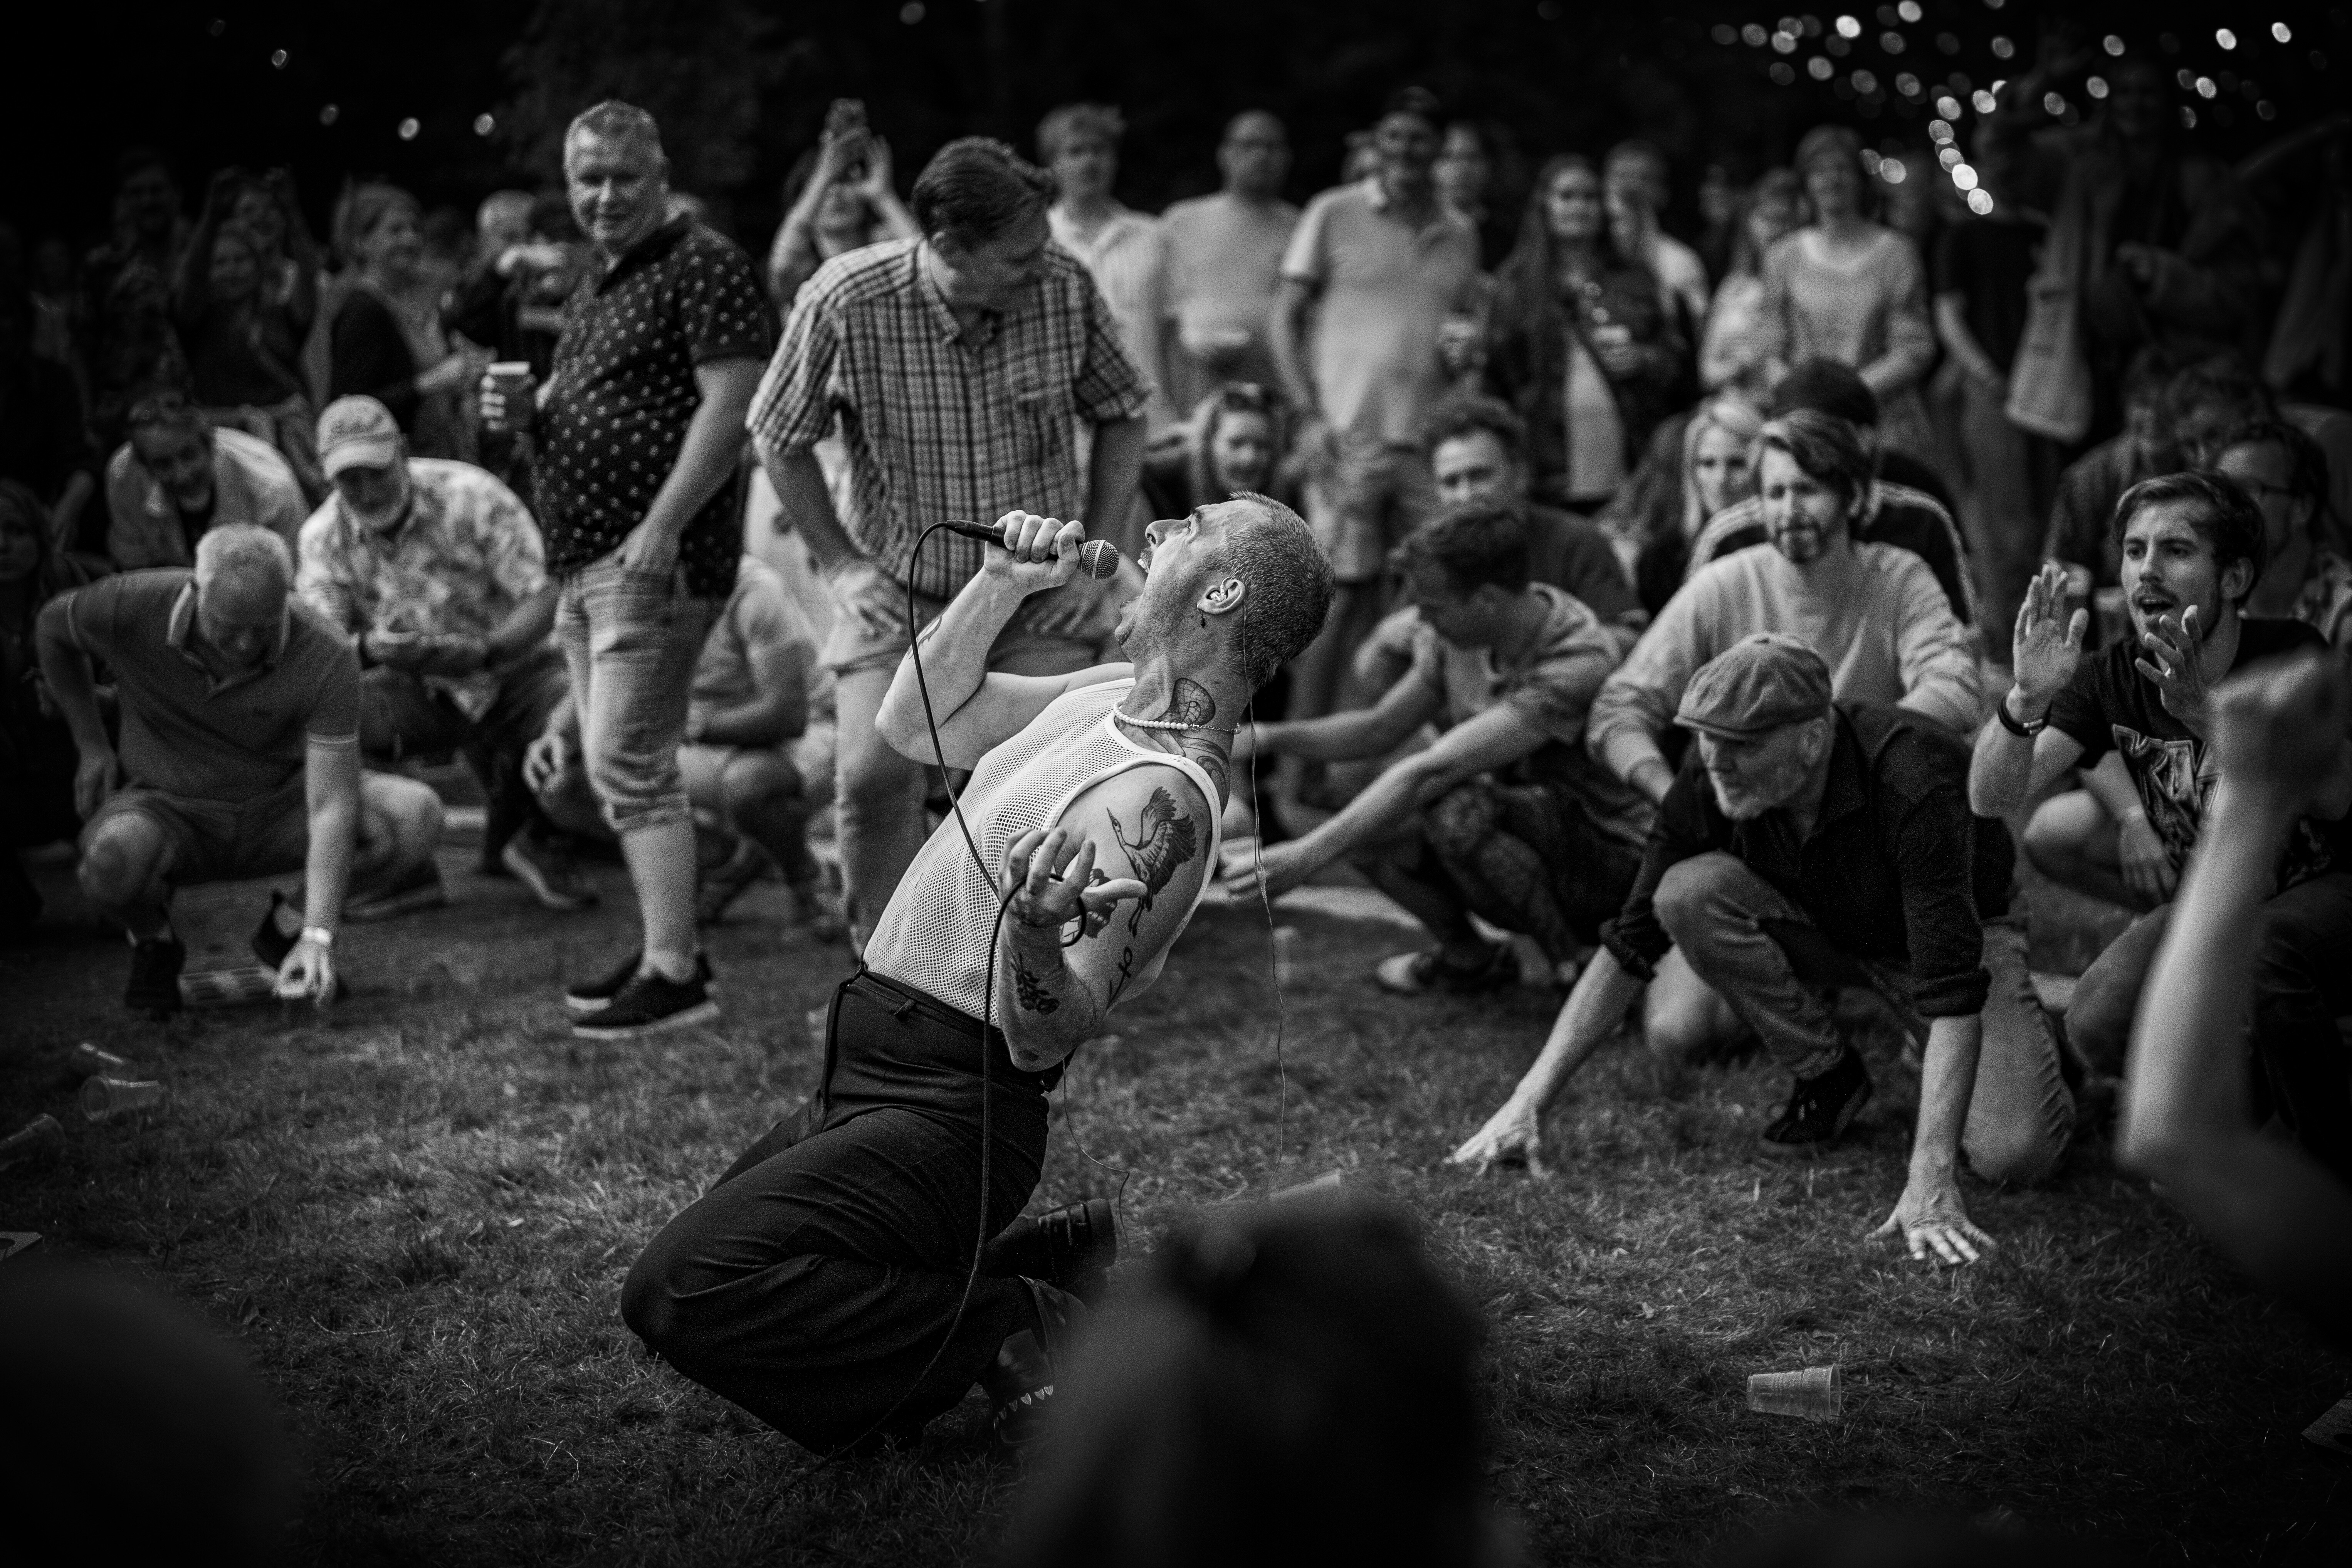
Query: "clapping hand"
2010 562 2088 710
2212 650 2351 815
2134 606 2213 733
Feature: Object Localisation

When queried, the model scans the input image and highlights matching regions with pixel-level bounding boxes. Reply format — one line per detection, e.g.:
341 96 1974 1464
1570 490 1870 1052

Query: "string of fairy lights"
1704 8 2330 214
200 15 503 146
197 5 2334 193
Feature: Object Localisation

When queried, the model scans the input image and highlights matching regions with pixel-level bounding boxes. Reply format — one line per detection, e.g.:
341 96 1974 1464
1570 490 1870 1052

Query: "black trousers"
621 969 1053 1452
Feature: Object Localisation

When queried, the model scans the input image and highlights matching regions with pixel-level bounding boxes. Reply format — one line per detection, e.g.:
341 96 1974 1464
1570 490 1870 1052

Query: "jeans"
1357 773 1643 966
622 970 1052 1452
555 561 719 836
2064 904 2172 1079
1654 851 2073 1185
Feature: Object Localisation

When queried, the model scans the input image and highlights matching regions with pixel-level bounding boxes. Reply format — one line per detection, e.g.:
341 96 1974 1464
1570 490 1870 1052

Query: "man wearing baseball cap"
295 395 588 913
1453 634 2074 1267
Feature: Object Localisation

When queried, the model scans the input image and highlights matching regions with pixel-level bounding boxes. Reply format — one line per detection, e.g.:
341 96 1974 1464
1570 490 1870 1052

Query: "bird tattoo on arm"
1107 785 1199 936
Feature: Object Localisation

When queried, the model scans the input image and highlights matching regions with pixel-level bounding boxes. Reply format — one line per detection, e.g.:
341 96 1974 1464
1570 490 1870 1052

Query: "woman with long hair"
1482 154 1690 513
765 124 919 309
1140 381 1295 519
1603 393 1764 615
174 171 327 502
1699 167 1808 397
326 183 483 460
1755 126 1938 459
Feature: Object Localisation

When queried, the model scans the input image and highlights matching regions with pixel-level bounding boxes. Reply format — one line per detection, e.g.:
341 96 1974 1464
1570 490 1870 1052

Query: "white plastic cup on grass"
81 1077 166 1124
1747 1365 1842 1422
69 1042 133 1078
0 1113 65 1167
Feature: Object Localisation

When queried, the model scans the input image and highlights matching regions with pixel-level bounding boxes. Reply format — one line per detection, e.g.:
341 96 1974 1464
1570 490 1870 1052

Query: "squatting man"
620 497 1333 1452
1454 634 2073 1266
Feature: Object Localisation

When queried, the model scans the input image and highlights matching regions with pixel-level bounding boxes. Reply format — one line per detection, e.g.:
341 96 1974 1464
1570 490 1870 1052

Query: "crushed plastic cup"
69 1042 133 1078
1272 925 1300 988
179 965 281 1008
0 1113 65 1168
81 1077 167 1124
1272 1170 1344 1203
1747 1365 1843 1422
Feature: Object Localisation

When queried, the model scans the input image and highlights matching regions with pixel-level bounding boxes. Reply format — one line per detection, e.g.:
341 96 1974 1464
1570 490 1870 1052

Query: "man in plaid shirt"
749 136 1151 947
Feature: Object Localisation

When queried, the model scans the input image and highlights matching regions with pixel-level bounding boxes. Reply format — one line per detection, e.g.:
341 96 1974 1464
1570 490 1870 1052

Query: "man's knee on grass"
358 776 444 880
719 750 806 822
79 817 170 914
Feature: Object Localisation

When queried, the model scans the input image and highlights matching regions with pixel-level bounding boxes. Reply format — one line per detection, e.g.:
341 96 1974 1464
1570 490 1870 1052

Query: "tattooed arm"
875 509 1133 769
995 765 1215 1072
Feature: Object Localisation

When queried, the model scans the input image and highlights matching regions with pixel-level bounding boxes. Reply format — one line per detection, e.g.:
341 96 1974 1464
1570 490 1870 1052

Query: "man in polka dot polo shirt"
480 100 777 1039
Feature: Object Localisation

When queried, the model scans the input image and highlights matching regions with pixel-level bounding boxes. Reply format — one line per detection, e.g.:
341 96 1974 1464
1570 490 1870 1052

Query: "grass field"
3 838 2349 1566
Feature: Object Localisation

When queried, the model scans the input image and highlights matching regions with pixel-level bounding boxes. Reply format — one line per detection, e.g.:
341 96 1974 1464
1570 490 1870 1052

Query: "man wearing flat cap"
1453 634 2073 1266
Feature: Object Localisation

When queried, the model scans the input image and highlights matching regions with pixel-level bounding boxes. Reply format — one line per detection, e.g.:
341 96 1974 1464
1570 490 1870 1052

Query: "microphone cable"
819 520 1014 1463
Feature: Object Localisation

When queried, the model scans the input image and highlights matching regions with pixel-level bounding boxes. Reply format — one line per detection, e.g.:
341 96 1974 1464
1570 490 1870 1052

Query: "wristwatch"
1995 692 2049 738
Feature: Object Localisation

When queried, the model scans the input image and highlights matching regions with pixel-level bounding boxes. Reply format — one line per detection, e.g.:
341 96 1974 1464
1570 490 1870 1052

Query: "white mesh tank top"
865 679 1225 1027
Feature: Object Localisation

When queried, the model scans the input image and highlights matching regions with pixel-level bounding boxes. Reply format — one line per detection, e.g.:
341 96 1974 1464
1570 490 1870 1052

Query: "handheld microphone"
941 518 1121 580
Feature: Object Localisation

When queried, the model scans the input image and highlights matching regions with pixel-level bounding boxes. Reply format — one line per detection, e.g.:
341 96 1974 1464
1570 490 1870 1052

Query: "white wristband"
300 925 335 947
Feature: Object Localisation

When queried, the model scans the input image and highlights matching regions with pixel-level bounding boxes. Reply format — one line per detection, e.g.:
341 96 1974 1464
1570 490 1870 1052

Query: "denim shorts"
556 560 720 834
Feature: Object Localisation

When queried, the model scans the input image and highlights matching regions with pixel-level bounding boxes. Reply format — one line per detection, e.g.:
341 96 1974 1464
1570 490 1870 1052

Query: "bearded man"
296 394 580 909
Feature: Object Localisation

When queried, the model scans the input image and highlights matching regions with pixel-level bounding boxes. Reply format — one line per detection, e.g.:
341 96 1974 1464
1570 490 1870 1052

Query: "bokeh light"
397 117 420 140
1967 188 1994 215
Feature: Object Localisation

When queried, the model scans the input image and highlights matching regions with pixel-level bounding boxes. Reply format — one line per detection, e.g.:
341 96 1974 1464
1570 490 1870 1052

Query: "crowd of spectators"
4 44 2351 1514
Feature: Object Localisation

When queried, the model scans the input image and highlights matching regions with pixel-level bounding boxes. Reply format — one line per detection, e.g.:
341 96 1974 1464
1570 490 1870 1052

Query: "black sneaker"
982 1278 1084 1453
250 892 297 970
571 963 721 1040
981 1199 1117 1302
564 951 714 1014
124 935 186 1015
1759 1045 1873 1157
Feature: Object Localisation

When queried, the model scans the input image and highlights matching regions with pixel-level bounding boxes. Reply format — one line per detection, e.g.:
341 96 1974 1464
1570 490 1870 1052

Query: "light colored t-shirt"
1050 203 1173 428
1587 542 1982 776
1401 582 1653 848
1280 180 1480 444
1563 336 1628 504
692 554 835 725
1160 192 1299 407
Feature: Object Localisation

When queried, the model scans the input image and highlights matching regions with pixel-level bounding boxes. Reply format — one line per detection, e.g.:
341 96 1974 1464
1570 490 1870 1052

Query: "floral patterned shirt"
296 457 548 717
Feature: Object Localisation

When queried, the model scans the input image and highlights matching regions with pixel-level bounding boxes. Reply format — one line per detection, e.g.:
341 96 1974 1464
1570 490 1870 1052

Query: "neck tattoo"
1117 676 1236 735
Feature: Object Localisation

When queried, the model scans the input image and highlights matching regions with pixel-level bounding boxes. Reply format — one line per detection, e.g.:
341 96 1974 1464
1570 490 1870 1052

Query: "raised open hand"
2133 606 2212 733
2011 562 2088 709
